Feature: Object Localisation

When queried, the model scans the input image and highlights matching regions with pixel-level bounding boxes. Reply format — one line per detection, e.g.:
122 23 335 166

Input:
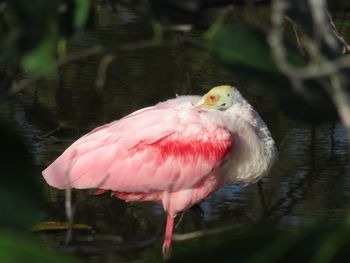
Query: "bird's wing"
43 102 233 192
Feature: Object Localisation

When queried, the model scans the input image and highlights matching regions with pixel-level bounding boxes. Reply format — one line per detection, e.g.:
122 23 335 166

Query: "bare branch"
95 53 116 92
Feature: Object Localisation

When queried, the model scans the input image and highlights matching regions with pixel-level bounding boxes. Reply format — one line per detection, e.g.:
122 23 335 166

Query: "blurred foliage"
4 0 56 53
148 0 348 123
73 0 91 31
0 122 79 263
165 222 350 263
0 122 42 230
209 25 305 75
0 231 76 263
0 0 92 75
21 35 56 75
208 24 339 123
0 0 343 121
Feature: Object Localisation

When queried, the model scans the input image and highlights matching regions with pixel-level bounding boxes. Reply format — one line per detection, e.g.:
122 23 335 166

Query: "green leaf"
209 25 305 75
21 35 56 76
74 0 91 31
0 231 77 263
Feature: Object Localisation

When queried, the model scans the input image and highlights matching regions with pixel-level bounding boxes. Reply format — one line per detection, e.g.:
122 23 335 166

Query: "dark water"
1 5 350 262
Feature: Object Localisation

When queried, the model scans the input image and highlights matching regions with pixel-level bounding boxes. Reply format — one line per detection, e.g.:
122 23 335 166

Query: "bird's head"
195 85 241 110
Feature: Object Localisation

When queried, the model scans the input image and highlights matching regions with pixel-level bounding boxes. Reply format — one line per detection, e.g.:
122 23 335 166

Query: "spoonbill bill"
42 85 277 258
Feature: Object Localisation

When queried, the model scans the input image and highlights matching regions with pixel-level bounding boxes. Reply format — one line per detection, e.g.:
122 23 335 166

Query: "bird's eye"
227 94 230 97
221 103 226 106
209 95 217 102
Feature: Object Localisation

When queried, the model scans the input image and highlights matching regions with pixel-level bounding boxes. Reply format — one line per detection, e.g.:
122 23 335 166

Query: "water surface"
1 5 349 262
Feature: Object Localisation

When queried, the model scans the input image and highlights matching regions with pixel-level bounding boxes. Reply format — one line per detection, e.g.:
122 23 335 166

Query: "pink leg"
162 214 175 260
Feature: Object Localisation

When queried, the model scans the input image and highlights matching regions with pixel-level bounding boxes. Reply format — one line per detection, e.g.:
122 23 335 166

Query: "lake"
1 4 349 262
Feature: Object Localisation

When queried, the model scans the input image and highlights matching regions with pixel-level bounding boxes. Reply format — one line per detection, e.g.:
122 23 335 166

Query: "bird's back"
42 96 233 197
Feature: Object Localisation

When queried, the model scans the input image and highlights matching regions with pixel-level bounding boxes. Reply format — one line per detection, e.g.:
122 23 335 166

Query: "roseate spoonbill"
42 85 277 258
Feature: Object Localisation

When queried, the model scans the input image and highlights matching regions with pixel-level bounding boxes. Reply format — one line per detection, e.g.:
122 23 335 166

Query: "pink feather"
43 97 233 210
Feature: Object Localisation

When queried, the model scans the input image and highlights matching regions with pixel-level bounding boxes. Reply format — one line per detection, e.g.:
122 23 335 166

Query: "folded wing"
43 102 233 192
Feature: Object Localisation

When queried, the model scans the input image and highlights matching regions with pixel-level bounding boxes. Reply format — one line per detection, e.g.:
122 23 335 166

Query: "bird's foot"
162 214 175 260
162 242 172 261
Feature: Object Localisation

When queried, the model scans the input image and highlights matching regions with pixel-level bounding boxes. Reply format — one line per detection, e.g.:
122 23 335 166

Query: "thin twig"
269 1 350 83
172 225 239 242
327 12 350 54
175 212 186 229
285 16 305 55
268 0 306 96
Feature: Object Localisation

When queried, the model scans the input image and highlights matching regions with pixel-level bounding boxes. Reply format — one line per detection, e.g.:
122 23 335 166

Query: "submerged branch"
95 53 116 92
172 225 240 242
64 187 74 246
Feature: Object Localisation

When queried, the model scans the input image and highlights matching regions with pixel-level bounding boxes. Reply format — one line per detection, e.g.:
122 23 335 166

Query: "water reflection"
0 4 349 262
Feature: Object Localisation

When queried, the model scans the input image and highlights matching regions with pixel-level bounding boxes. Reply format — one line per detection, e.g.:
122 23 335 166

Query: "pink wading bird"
42 85 277 259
